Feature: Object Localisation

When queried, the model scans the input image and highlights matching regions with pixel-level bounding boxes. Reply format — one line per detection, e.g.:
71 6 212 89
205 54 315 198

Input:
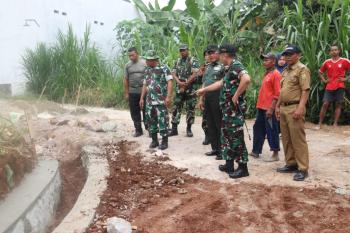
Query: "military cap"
206 45 219 53
179 44 189 50
260 52 276 60
144 50 159 60
282 45 301 56
219 44 236 56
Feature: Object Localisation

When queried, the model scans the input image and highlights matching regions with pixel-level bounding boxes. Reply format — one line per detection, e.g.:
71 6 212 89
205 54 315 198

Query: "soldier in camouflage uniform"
168 44 200 137
140 50 173 150
196 44 251 179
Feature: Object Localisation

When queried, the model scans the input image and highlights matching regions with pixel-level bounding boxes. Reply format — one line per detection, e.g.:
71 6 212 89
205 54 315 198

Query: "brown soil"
87 141 350 233
47 156 87 232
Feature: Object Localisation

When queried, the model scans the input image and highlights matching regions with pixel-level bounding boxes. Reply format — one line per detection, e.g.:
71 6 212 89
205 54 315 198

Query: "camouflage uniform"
144 64 172 137
219 60 249 163
171 56 200 125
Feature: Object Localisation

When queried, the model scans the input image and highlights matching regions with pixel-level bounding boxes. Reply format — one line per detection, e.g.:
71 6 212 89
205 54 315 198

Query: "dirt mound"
87 141 350 233
0 117 36 199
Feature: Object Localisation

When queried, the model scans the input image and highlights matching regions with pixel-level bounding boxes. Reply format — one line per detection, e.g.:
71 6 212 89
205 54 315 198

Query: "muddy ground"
1 99 350 233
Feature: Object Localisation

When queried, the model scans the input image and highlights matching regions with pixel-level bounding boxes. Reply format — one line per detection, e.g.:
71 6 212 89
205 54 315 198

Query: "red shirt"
256 69 281 110
319 58 350 91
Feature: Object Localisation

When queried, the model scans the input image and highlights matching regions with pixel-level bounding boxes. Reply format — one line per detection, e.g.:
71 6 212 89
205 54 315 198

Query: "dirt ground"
1 98 350 232
86 141 350 233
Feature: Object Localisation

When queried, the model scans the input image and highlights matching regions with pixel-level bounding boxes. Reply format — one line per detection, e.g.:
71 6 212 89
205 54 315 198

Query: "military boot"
218 160 234 176
186 124 193 137
229 163 249 179
133 124 143 137
202 132 210 145
149 133 159 148
158 136 168 150
168 124 178 137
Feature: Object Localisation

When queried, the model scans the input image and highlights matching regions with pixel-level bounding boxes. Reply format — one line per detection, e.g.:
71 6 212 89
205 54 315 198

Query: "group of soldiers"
124 43 349 181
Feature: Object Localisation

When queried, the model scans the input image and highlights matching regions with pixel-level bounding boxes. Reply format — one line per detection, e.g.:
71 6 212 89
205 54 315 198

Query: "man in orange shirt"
317 44 350 129
250 53 281 162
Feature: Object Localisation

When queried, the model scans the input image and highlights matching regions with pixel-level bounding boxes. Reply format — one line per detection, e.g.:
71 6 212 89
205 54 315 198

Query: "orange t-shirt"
256 69 281 110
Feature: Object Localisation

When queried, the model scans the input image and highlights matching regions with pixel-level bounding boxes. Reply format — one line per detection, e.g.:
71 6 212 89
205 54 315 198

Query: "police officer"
124 47 147 137
198 45 225 160
169 44 200 137
140 50 173 150
197 44 251 178
276 45 310 181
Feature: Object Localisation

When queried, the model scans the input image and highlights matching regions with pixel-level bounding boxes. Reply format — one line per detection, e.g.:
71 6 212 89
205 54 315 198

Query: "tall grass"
283 0 350 123
23 25 127 108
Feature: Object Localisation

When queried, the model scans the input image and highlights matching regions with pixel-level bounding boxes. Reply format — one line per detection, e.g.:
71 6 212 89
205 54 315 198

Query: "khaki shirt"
280 61 311 103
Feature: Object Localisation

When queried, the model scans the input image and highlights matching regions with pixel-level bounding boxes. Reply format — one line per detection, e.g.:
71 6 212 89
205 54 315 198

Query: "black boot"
186 124 193 137
158 136 168 150
229 163 249 179
149 133 159 148
133 123 143 137
218 160 234 176
168 124 178 137
202 133 210 145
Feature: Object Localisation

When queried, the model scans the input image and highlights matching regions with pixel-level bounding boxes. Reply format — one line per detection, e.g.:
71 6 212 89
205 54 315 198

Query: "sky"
142 0 223 10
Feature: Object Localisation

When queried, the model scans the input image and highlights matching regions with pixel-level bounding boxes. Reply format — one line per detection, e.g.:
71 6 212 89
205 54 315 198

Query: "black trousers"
204 91 222 152
129 93 147 131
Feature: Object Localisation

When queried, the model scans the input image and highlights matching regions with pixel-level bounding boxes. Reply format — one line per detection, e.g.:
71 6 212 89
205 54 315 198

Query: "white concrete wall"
0 0 139 95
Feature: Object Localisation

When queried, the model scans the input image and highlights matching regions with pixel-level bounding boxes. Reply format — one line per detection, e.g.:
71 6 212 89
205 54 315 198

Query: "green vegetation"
23 25 127 108
23 0 350 123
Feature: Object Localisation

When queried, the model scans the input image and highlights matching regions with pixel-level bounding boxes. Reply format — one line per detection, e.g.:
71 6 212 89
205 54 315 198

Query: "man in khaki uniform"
275 45 310 181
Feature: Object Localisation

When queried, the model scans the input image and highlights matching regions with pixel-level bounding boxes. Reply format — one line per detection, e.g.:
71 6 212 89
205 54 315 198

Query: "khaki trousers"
280 105 309 171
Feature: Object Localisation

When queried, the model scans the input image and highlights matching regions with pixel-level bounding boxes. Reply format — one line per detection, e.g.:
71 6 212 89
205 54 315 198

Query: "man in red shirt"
250 53 281 162
317 44 350 129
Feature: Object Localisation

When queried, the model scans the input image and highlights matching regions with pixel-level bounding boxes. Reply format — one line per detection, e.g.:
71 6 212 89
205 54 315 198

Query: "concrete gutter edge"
52 145 109 233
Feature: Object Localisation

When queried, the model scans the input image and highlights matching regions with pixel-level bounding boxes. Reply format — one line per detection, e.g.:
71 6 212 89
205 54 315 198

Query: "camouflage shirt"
203 61 225 87
173 56 200 93
219 60 249 121
144 64 173 106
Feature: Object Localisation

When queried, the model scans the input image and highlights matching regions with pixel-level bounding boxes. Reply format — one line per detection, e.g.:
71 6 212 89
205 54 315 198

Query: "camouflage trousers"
146 104 169 137
220 114 249 163
171 92 197 125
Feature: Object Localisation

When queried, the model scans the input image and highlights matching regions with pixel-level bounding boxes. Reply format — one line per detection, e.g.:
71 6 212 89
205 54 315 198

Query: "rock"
37 111 56 119
102 121 118 132
50 118 70 126
292 210 304 218
155 150 163 156
335 188 347 195
70 107 89 115
106 217 132 233
46 138 57 148
178 188 188 194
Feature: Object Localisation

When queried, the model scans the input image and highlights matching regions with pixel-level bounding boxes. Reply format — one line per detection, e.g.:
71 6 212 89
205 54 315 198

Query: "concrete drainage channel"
0 145 108 233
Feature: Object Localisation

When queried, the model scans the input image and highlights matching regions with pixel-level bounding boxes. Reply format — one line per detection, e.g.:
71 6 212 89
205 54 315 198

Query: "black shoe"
277 165 298 173
202 135 210 145
186 124 193 137
149 133 159 148
168 124 178 137
229 163 249 179
219 160 234 174
215 155 223 160
205 150 219 156
158 136 168 150
293 170 308 181
133 130 143 137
